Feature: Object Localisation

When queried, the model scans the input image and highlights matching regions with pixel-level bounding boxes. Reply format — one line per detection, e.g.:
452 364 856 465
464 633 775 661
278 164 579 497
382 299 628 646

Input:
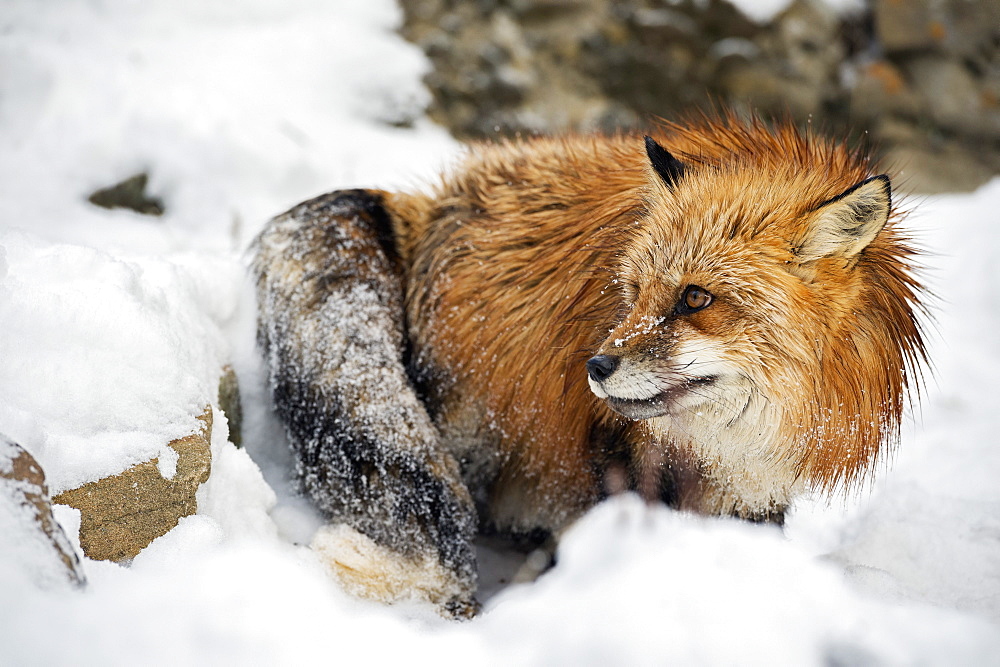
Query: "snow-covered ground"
1 1 999 663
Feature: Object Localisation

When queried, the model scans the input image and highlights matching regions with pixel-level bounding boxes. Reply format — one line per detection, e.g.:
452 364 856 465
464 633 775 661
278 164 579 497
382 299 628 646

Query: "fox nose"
586 355 619 383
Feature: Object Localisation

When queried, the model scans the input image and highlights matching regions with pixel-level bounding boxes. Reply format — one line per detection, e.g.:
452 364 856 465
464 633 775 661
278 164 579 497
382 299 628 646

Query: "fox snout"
585 355 619 383
586 343 724 422
586 352 679 420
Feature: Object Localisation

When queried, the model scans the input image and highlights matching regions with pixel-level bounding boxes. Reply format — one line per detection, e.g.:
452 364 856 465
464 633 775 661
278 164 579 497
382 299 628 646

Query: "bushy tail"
252 190 477 615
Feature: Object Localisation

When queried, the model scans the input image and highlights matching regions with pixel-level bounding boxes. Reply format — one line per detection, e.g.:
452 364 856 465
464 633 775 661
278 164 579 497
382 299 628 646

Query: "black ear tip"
862 174 891 197
644 135 685 187
860 174 892 202
643 135 666 160
873 173 891 207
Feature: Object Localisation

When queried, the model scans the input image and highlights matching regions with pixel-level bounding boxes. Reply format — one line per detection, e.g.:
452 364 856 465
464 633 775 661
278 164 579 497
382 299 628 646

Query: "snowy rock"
86 172 165 216
217 366 243 449
0 435 85 589
53 408 212 562
0 231 233 494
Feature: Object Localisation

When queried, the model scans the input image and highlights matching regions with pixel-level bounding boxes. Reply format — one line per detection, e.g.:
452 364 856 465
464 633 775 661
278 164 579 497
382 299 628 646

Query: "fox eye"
676 285 713 315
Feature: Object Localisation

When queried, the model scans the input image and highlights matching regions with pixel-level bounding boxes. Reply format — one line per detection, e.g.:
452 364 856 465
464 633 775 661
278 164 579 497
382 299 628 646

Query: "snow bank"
0 231 235 493
478 497 999 665
824 181 1000 620
0 0 457 255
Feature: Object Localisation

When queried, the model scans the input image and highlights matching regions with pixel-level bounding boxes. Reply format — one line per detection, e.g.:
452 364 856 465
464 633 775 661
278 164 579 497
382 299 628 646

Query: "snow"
1 0 999 663
822 181 1000 620
724 0 865 23
0 436 84 591
0 232 231 493
480 499 999 665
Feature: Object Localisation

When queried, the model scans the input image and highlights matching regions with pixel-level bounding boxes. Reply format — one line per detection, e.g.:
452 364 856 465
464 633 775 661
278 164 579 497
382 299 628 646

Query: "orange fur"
388 114 926 525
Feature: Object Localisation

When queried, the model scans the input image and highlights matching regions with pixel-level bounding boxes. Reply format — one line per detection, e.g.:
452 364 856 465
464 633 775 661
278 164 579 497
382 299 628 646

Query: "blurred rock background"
399 0 1000 193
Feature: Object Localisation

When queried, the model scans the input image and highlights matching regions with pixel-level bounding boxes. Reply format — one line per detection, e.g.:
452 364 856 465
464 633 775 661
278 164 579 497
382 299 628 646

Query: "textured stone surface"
0 436 86 588
400 0 1000 193
53 408 212 562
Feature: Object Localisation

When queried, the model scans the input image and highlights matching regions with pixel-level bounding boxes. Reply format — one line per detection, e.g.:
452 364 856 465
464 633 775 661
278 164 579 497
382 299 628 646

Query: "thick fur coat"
252 115 926 616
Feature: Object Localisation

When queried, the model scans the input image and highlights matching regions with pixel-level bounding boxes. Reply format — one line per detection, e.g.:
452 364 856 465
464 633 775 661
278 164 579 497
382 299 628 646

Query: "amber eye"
676 285 713 315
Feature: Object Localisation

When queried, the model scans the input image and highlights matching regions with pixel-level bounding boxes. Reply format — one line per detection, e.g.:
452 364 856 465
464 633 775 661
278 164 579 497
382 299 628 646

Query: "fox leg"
252 190 477 617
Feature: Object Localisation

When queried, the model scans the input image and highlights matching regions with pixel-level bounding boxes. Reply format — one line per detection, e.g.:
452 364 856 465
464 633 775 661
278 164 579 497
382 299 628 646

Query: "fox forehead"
614 238 807 352
619 230 796 313
622 165 871 300
636 161 849 254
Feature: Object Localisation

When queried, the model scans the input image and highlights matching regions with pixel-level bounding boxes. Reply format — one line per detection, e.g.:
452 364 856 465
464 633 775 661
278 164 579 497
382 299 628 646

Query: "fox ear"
644 136 685 188
797 175 891 261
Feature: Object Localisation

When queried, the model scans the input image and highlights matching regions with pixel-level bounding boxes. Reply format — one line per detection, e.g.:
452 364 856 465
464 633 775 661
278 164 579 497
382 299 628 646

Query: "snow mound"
0 231 235 493
477 496 1000 665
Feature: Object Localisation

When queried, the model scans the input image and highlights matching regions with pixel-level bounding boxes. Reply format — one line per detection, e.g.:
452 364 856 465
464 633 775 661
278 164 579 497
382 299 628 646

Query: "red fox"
252 114 926 616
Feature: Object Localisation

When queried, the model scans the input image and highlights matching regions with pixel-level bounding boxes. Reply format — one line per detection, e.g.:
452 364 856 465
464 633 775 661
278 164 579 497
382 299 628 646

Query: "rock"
87 172 165 216
849 59 922 121
53 407 212 562
884 141 996 195
721 0 845 121
399 0 1000 192
771 0 844 111
905 56 1000 139
0 435 85 588
874 0 944 54
875 0 1000 59
870 116 995 193
218 366 243 448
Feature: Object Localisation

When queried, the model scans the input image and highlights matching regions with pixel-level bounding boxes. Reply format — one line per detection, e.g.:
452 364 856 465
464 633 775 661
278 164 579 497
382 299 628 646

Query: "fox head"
588 121 926 495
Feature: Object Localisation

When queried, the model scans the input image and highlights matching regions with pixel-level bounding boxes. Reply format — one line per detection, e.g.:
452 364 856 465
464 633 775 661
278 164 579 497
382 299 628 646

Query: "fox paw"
311 523 477 619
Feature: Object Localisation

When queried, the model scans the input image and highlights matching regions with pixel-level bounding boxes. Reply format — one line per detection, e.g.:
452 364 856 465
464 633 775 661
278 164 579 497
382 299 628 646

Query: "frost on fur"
252 191 477 615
